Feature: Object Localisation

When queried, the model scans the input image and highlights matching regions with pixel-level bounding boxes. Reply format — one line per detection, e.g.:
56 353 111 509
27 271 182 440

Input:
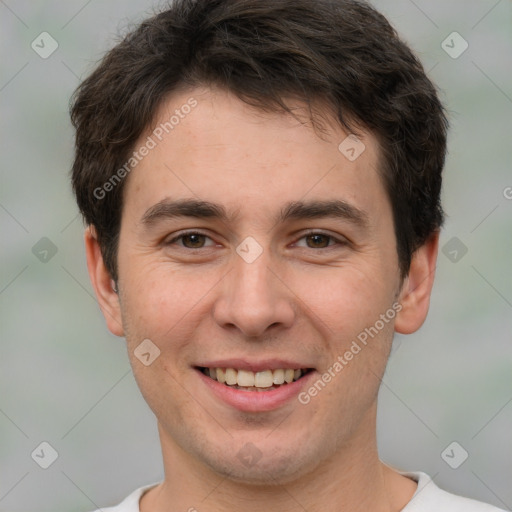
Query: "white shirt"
92 472 507 511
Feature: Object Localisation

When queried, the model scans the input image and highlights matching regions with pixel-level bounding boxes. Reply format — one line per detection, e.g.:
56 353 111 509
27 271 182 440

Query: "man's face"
111 87 404 484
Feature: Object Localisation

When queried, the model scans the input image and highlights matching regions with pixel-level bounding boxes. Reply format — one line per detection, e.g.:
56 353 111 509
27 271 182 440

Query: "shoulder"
401 472 507 512
88 482 159 512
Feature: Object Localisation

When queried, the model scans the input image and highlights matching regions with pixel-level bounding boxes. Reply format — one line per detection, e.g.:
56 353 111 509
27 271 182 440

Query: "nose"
212 248 296 338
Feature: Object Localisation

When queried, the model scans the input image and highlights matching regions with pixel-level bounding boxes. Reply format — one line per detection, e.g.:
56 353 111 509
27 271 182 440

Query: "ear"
84 226 124 337
394 231 439 335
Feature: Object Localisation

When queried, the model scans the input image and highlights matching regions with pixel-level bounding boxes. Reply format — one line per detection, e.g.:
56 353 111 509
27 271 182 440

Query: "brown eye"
181 233 207 248
305 234 332 248
294 231 346 250
166 231 215 249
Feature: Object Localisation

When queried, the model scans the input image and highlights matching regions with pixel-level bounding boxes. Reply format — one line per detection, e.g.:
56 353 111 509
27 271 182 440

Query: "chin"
200 443 319 486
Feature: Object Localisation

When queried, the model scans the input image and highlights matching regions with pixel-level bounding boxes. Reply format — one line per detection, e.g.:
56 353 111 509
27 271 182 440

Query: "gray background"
1 0 511 510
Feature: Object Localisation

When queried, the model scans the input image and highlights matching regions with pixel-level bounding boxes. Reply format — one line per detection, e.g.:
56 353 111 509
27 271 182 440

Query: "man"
70 0 505 510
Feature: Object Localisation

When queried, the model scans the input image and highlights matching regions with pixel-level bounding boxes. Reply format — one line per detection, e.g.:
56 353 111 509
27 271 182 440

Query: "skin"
86 86 438 512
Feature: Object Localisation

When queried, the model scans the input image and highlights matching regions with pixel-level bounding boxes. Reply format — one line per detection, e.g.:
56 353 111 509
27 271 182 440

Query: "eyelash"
166 230 347 250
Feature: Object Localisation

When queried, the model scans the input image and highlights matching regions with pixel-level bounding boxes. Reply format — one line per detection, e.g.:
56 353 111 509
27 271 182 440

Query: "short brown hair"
70 0 448 282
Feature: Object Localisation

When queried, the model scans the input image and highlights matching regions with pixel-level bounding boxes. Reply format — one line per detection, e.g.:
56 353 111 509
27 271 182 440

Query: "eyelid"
166 229 217 247
292 229 349 248
164 229 348 249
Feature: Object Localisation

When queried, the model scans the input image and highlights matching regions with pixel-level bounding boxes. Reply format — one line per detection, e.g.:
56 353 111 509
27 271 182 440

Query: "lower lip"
195 369 316 412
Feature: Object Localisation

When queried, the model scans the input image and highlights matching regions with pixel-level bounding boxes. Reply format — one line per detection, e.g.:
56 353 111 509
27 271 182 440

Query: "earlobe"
84 226 124 337
394 232 439 335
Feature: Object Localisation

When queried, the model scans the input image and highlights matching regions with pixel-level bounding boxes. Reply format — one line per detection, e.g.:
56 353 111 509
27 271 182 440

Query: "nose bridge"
236 253 273 301
213 243 295 337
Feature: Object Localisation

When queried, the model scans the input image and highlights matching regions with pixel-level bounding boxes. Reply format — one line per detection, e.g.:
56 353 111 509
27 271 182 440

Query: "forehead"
122 86 389 227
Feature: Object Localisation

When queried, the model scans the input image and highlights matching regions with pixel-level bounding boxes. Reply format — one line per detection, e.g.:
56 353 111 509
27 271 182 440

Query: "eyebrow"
141 198 369 228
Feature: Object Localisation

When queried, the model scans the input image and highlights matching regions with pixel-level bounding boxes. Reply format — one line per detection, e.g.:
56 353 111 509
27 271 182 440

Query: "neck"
141 406 416 512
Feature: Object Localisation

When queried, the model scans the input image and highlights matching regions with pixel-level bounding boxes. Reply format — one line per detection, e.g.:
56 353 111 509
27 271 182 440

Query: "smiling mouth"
197 367 313 391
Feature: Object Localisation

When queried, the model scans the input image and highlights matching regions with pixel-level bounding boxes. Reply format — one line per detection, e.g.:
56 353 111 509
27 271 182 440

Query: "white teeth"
216 368 226 383
203 367 306 388
255 370 273 388
225 368 238 385
273 368 285 385
237 369 255 387
284 369 294 383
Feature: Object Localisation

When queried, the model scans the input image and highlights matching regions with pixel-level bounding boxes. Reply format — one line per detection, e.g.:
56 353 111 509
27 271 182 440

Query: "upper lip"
195 358 314 373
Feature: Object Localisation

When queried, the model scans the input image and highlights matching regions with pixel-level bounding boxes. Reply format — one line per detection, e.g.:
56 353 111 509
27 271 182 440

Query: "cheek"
121 258 194 325
291 264 395 338
119 260 222 364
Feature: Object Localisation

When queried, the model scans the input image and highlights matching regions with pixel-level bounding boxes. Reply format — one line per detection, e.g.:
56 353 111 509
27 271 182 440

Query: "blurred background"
1 0 511 510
